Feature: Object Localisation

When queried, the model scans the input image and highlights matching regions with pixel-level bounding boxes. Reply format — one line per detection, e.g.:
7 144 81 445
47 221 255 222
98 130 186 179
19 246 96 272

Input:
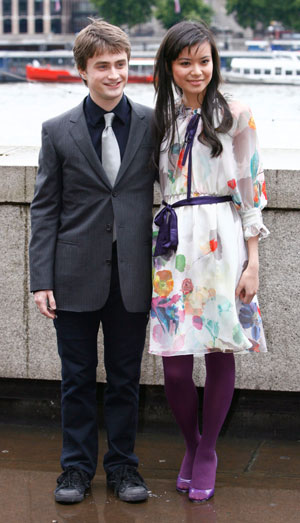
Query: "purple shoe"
189 487 214 502
176 475 191 493
189 453 217 502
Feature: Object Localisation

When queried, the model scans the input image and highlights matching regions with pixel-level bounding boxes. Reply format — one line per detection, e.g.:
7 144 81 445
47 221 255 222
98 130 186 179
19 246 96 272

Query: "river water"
1 82 300 150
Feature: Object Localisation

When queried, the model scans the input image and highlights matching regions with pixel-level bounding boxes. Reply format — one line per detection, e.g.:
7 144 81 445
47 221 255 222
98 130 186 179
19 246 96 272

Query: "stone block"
0 206 28 378
265 169 300 209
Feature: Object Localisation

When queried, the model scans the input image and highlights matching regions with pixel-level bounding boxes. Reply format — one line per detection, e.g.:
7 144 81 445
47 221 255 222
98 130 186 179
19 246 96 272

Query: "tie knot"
104 112 115 128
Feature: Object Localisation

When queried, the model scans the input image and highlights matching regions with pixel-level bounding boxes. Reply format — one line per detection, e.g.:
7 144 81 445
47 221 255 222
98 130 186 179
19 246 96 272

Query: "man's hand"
34 290 57 319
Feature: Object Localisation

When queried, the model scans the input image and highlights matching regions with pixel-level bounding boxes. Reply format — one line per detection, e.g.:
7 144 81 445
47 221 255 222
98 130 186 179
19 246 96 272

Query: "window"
19 0 27 15
275 68 282 75
3 0 12 16
297 70 300 75
19 18 27 33
35 18 43 33
34 0 43 15
3 18 12 33
51 0 62 15
51 18 62 33
244 69 250 74
285 70 292 75
254 69 261 74
264 70 271 75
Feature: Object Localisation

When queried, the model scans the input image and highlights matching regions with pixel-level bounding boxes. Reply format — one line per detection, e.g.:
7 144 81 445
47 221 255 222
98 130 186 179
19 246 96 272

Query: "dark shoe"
55 466 91 504
107 465 149 502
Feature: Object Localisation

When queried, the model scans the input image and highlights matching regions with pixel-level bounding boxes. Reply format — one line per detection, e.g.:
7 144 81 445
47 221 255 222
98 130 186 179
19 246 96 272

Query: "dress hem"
149 348 267 357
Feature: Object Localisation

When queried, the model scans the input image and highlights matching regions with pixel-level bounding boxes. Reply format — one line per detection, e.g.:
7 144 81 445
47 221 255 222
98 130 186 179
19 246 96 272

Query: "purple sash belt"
153 195 232 257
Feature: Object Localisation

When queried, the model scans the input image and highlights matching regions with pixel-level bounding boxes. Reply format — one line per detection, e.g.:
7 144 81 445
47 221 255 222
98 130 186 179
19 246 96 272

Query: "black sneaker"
107 465 149 503
54 466 91 504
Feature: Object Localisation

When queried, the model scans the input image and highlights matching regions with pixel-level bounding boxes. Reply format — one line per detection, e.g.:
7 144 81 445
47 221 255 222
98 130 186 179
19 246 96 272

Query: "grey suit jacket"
29 97 157 312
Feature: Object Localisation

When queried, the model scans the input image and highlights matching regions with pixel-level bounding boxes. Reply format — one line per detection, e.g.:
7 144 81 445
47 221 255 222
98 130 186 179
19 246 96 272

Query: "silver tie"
101 112 121 241
101 112 121 187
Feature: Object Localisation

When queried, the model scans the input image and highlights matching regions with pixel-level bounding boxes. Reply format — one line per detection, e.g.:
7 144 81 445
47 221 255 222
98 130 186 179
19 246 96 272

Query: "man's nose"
108 67 119 78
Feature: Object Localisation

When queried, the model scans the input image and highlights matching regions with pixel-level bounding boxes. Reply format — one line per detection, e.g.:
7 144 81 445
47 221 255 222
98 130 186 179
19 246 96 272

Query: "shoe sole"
176 487 189 493
118 490 149 503
55 493 85 504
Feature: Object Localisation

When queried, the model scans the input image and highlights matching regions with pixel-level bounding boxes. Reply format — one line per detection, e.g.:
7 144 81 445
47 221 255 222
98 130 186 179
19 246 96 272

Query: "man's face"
79 50 128 110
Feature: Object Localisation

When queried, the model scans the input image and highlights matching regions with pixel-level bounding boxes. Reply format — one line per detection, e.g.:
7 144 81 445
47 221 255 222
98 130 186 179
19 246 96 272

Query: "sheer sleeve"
231 102 269 241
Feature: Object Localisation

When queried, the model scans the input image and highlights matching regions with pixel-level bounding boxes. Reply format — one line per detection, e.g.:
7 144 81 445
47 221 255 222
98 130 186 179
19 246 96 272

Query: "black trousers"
54 245 149 478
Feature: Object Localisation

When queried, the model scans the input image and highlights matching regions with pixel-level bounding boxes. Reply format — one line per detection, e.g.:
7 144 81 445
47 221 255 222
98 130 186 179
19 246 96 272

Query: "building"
0 0 97 36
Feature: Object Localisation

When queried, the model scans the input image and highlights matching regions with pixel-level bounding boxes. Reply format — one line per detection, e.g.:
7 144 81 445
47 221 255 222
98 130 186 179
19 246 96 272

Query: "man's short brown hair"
73 19 131 71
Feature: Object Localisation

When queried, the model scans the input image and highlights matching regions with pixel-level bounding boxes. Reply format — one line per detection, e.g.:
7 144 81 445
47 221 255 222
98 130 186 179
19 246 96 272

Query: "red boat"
26 57 154 84
26 64 82 83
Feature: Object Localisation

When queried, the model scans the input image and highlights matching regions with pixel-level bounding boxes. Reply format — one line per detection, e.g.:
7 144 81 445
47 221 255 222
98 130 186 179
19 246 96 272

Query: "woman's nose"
191 63 202 76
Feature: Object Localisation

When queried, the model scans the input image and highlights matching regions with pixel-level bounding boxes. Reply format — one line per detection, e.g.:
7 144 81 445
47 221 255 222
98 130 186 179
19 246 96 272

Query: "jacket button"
106 259 112 265
112 191 117 197
106 224 112 232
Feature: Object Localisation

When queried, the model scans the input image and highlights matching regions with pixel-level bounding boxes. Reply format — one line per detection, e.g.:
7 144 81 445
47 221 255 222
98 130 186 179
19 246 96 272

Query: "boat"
223 53 300 84
25 63 79 83
26 57 154 84
26 63 81 83
0 50 76 82
0 50 154 83
128 57 154 83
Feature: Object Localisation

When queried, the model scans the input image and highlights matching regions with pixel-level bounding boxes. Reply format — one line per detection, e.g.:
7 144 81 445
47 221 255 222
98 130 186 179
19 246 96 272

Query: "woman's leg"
191 352 235 499
163 355 201 480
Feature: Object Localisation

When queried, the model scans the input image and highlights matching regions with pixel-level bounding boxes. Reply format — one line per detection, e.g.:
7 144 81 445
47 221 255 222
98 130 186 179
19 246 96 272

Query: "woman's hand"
235 265 259 304
235 235 259 304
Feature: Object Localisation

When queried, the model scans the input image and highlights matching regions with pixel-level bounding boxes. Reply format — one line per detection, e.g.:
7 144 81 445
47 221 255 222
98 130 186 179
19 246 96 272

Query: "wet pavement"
0 423 299 523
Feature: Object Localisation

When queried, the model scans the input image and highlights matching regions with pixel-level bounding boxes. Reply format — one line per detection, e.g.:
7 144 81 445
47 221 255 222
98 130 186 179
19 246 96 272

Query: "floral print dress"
149 99 269 357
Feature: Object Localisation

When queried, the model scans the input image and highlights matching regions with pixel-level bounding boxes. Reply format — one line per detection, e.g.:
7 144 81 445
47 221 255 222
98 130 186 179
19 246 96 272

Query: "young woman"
149 20 269 502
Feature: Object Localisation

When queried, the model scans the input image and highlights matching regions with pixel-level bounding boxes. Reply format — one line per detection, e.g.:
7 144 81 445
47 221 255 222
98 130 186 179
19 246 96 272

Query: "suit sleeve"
29 124 62 292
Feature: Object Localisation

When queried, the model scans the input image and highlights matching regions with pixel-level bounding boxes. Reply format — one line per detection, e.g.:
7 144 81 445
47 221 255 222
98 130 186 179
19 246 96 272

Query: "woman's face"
172 41 213 108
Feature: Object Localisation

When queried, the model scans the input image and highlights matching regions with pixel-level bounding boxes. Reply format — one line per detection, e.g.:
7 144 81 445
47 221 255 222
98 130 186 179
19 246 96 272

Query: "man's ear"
78 68 87 81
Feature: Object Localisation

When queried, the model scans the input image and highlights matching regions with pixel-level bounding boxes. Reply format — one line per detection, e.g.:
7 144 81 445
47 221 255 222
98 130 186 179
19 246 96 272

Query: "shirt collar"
85 94 130 127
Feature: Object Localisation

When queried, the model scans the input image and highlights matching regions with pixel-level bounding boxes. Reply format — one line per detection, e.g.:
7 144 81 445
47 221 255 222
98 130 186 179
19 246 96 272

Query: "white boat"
223 53 300 85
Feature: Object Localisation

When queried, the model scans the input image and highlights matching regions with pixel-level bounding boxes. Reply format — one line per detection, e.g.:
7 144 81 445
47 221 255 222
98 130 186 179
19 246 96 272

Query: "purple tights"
163 352 235 490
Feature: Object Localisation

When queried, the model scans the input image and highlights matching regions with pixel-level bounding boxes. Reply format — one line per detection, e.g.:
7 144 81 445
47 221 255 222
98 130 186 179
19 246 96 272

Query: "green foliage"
155 0 213 30
90 0 154 28
226 0 300 32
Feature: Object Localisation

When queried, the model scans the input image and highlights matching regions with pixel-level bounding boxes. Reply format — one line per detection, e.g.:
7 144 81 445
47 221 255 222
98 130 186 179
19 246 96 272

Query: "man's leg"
53 309 101 502
101 244 149 501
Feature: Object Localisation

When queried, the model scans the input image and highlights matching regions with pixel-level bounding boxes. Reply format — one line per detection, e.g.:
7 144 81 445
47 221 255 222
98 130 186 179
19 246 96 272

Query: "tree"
90 0 154 28
155 0 213 30
226 0 300 32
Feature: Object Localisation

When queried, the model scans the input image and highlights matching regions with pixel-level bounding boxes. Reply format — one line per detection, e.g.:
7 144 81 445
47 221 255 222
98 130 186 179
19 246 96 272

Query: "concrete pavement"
0 423 299 522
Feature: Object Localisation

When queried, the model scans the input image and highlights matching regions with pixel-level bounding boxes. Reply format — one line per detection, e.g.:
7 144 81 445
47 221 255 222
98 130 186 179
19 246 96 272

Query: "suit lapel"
114 99 147 185
68 98 148 188
69 101 112 189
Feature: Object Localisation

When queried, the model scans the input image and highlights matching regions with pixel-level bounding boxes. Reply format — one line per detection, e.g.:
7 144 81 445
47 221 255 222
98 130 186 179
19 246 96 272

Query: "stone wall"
0 145 299 391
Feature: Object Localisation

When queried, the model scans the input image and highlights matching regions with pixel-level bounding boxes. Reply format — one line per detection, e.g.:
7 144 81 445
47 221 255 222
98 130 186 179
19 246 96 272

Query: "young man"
29 19 157 504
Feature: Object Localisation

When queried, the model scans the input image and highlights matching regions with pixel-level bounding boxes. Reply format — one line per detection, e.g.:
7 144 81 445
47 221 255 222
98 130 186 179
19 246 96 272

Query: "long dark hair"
153 20 233 165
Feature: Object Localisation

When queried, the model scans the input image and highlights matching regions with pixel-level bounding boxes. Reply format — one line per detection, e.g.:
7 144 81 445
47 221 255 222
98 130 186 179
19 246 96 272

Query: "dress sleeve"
232 103 269 241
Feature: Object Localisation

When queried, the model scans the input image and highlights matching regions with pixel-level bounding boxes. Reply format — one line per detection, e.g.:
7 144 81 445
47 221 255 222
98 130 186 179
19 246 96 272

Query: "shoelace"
57 466 89 489
112 465 145 490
